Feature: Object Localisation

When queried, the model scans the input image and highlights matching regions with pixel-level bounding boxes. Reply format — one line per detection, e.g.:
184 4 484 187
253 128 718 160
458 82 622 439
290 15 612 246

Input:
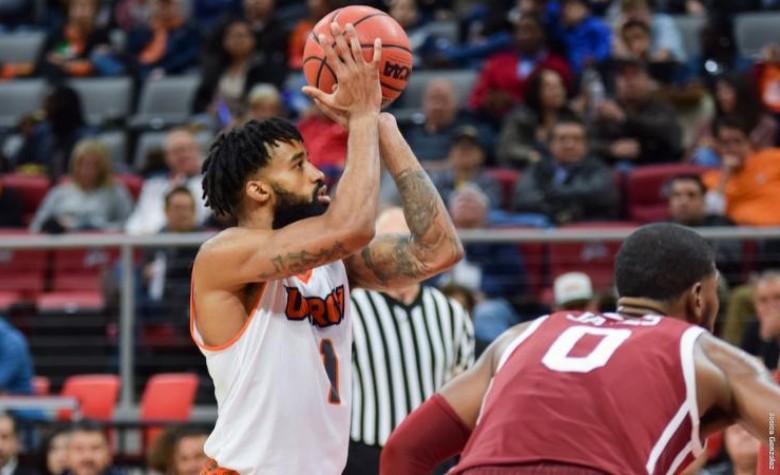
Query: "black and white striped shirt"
350 286 475 446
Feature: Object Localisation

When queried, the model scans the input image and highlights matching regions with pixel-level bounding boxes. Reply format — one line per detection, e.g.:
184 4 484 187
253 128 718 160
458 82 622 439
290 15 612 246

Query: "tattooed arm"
346 113 464 290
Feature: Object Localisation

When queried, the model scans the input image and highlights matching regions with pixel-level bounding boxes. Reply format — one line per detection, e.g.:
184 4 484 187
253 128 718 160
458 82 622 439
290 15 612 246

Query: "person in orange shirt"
702 116 780 227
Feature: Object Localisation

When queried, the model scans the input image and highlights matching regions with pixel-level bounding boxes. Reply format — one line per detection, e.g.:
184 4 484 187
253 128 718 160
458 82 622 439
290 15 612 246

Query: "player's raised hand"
302 22 382 123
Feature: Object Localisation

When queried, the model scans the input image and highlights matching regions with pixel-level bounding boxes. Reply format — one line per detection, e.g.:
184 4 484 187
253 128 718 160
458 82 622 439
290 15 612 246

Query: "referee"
344 208 475 475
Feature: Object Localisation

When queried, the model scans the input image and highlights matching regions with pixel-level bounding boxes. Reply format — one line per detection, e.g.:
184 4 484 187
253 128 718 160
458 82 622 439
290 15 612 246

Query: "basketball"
302 5 413 107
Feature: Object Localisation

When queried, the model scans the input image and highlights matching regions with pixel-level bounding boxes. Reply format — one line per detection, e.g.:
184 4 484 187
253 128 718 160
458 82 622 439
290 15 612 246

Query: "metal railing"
2 226 780 409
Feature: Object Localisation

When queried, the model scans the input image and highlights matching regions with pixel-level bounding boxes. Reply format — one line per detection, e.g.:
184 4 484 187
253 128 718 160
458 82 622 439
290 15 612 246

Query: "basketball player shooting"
190 23 463 475
381 223 780 475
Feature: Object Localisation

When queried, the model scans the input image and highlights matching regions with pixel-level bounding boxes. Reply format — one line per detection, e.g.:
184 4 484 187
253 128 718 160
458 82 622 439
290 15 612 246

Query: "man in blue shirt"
0 317 34 397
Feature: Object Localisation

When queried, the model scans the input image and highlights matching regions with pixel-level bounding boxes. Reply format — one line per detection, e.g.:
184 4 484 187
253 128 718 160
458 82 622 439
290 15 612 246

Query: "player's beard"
271 182 328 229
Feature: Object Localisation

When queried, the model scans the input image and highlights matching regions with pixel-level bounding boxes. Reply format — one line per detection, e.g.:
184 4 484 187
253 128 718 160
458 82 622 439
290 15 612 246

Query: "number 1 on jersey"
320 339 340 404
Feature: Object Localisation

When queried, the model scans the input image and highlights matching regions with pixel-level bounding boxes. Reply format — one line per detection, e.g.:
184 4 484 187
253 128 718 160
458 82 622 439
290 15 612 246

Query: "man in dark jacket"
589 59 682 167
512 117 619 224
0 413 38 475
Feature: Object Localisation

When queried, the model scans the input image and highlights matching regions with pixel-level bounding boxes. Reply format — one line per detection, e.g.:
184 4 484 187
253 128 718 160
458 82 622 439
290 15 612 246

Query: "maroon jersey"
451 312 706 475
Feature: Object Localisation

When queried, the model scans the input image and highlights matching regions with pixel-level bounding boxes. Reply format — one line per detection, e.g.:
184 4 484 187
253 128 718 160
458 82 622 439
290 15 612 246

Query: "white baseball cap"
554 272 594 307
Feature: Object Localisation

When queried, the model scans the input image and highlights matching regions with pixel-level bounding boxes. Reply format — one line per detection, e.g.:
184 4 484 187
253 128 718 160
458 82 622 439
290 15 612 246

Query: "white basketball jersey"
190 261 352 475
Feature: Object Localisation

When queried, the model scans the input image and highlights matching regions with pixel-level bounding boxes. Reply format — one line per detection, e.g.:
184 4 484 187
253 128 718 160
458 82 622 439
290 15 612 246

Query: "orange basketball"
302 5 413 107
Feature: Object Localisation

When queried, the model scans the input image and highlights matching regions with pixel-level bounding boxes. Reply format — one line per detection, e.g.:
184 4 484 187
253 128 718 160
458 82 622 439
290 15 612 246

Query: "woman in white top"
30 139 133 233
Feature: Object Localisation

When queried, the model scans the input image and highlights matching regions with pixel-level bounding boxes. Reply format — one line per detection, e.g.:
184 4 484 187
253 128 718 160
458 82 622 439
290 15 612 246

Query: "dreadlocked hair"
202 118 303 219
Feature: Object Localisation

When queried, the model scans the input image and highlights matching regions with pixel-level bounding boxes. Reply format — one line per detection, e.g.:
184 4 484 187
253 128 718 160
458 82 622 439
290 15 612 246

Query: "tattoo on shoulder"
258 241 348 280
396 168 439 237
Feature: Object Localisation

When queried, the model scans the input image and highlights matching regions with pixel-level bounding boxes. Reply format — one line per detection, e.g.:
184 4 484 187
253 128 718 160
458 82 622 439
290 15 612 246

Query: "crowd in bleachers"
2 0 780 471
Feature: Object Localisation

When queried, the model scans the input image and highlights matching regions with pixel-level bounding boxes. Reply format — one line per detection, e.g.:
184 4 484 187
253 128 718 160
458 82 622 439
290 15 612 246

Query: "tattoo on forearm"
395 168 440 239
358 235 431 285
259 242 348 280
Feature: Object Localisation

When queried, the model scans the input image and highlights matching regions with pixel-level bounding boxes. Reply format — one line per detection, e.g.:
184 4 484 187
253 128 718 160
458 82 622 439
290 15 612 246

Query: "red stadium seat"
485 168 521 210
116 174 143 202
36 246 119 313
1 174 50 226
139 373 199 449
625 164 708 224
547 222 638 292
59 374 120 421
0 230 49 307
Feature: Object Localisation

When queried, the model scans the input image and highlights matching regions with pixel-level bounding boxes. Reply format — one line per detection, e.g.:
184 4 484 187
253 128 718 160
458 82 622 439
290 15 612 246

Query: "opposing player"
381 223 780 475
191 22 462 475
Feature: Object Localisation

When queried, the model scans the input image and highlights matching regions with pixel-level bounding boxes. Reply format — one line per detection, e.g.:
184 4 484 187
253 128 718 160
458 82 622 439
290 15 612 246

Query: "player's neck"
616 297 669 317
237 209 274 230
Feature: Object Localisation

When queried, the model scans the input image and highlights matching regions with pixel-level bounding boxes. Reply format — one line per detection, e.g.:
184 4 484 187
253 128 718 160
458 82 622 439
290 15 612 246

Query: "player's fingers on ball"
331 22 352 67
345 24 362 64
320 34 344 75
371 38 382 66
301 85 327 101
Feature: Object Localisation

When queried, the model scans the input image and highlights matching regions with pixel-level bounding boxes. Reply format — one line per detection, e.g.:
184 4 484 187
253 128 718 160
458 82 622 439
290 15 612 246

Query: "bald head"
424 79 457 129
376 207 410 235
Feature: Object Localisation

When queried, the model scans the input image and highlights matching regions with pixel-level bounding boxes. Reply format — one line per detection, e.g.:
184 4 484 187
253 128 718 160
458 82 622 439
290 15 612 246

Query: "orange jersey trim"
201 458 239 475
295 269 313 284
190 280 266 352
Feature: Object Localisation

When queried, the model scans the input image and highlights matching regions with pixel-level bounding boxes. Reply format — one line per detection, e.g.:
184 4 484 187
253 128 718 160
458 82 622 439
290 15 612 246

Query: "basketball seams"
303 6 411 104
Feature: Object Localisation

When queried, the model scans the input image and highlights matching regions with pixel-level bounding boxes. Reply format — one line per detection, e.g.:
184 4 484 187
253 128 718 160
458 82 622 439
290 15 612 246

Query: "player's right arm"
697 333 780 440
380 321 534 475
195 24 383 289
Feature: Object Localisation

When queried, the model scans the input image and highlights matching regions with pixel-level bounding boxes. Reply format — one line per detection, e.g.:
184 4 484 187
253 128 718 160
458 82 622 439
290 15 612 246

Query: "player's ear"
685 282 705 325
245 179 271 206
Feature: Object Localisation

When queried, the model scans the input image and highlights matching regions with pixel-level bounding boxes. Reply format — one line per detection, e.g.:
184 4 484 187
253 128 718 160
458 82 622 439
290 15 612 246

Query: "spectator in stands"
678 16 751 89
388 0 437 68
0 413 37 475
556 0 612 74
688 73 777 166
755 43 780 117
665 174 742 285
403 78 493 165
438 184 524 346
204 0 289 90
427 125 502 208
192 18 273 123
0 318 33 397
139 186 202 326
193 0 240 30
742 271 780 370
468 14 571 125
148 426 208 475
702 116 780 226
287 0 336 70
127 0 199 78
589 59 682 167
615 0 686 62
498 68 579 169
0 183 23 228
63 422 123 475
512 117 618 224
125 128 209 235
553 272 593 311
30 140 133 233
114 0 153 31
38 0 125 81
40 430 70 475
12 85 95 179
244 84 284 123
